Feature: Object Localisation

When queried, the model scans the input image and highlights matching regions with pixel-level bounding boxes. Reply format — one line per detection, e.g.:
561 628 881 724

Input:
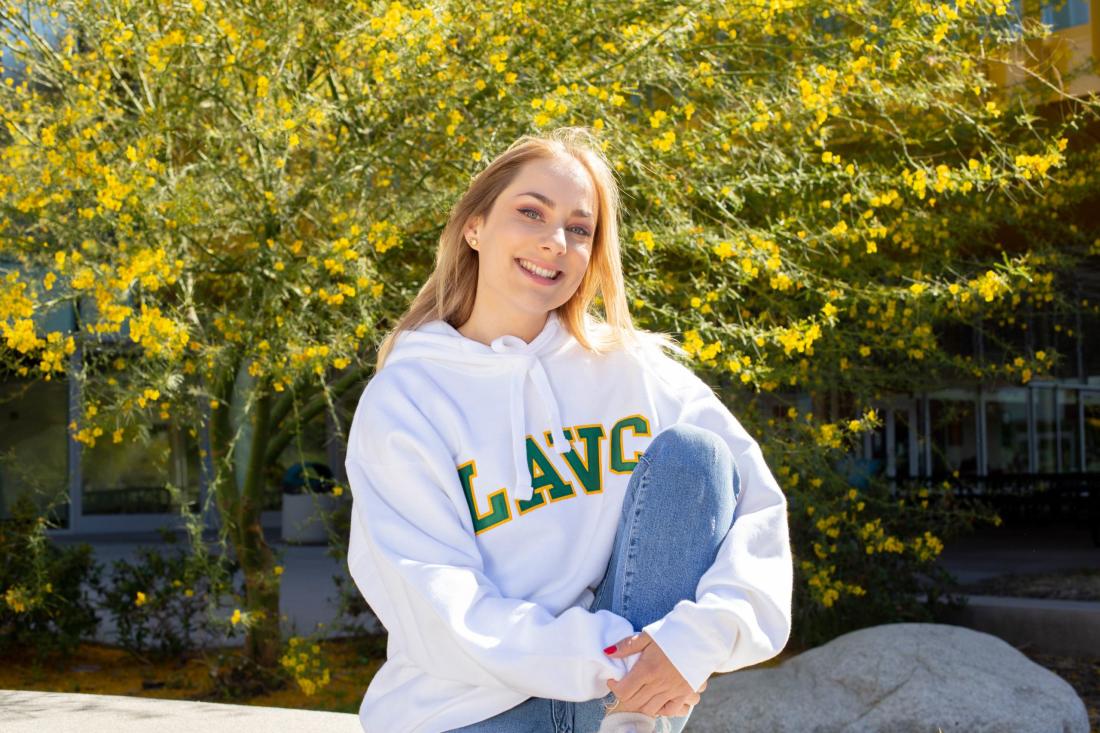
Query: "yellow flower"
231 608 242 625
4 587 29 613
633 231 655 252
135 591 147 607
274 565 284 576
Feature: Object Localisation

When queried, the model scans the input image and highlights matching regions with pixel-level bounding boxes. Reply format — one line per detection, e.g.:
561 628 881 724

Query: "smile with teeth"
517 258 561 280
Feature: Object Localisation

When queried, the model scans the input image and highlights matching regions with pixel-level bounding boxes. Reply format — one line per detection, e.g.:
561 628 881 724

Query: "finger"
660 690 699 713
608 664 647 702
618 681 659 714
659 698 695 717
657 700 678 717
607 676 638 707
636 688 668 718
639 682 681 718
607 675 644 707
608 632 650 657
657 700 688 717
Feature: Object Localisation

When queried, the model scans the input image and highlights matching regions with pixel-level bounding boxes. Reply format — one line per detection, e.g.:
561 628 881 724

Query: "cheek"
575 248 593 274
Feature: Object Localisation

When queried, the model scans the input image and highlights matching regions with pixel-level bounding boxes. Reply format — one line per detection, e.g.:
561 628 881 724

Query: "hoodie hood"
384 311 573 502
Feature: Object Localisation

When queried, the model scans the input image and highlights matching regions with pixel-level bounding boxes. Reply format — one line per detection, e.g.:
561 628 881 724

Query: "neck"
457 309 551 346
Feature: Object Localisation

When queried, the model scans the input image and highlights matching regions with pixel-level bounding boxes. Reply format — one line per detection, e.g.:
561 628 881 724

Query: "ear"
463 214 483 246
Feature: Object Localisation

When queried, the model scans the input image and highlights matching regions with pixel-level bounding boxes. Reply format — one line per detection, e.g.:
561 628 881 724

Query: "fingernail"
603 645 617 654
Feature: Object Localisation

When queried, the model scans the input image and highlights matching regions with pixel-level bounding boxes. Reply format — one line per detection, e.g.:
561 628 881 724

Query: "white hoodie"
345 311 793 733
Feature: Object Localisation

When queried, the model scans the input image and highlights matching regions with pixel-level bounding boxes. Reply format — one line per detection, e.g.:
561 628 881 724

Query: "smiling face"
459 155 598 344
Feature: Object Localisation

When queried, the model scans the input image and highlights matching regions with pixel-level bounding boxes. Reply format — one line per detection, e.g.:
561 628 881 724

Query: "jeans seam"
617 458 651 616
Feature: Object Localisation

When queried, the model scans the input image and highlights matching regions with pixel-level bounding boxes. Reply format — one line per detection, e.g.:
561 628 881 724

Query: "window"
928 389 979 476
81 421 200 515
1041 0 1090 30
1084 391 1100 471
985 387 1031 474
0 379 69 524
1034 387 1057 472
76 347 201 516
1059 388 1081 471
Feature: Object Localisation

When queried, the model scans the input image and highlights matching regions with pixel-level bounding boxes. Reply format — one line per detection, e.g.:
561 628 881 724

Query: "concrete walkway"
0 690 360 733
934 523 1099 584
932 522 1100 658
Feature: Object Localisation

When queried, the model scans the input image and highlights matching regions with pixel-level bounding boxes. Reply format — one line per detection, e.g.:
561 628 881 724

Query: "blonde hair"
375 126 679 370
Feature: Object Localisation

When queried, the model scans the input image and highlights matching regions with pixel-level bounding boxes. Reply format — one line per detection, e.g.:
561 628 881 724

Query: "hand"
604 632 709 718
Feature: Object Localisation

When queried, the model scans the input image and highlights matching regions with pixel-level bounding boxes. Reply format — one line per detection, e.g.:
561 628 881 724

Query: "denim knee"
642 423 740 503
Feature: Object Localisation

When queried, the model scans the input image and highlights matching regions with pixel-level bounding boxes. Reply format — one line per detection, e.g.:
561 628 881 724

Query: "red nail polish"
604 645 617 654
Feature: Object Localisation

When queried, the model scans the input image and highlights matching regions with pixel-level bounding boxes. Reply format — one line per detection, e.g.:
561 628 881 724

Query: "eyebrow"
515 192 593 220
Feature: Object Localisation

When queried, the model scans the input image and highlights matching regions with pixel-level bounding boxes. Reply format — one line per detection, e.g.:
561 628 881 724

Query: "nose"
540 227 568 256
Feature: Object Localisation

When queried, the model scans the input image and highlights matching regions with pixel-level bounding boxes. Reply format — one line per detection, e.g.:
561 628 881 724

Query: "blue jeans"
449 423 741 733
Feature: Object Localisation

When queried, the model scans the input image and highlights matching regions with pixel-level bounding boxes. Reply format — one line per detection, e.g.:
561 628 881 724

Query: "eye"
518 208 591 237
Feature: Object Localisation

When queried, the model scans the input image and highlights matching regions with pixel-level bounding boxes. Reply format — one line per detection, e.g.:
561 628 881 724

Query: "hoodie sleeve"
344 372 639 701
633 345 793 693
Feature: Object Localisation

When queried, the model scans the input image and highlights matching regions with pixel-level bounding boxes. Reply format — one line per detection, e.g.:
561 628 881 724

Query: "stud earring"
469 238 479 249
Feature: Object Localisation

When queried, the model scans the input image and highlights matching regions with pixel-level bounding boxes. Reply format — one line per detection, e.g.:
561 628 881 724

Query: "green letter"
457 460 511 534
610 415 651 473
548 425 606 494
517 435 575 514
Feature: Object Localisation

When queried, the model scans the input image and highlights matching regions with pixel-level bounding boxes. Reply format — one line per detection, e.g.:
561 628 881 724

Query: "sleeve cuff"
641 602 733 692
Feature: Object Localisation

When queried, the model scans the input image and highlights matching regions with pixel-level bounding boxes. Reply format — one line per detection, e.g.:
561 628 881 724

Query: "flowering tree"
2 0 1098 666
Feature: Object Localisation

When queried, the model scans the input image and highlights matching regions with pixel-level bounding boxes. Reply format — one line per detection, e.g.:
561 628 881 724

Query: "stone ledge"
0 690 361 733
928 593 1100 658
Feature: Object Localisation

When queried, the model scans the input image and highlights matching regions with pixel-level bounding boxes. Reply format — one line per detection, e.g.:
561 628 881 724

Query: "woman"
345 127 793 733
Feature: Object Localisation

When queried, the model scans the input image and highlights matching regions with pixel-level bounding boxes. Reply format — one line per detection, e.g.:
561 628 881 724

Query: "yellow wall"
989 0 1099 97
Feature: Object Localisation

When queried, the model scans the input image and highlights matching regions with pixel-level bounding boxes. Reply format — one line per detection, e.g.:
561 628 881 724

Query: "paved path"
0 690 360 733
934 523 1099 584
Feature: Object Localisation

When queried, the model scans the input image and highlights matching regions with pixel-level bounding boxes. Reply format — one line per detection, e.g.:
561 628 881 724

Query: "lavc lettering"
457 414 652 535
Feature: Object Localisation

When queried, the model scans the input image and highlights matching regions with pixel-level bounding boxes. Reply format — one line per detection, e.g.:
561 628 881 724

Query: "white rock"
686 623 1089 733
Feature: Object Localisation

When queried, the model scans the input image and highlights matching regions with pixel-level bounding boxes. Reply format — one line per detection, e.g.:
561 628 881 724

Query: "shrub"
0 496 100 660
279 634 331 696
101 541 225 659
323 485 375 633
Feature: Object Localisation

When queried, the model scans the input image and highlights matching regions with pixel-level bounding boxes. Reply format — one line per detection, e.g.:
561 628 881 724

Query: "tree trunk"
211 362 282 670
237 389 280 668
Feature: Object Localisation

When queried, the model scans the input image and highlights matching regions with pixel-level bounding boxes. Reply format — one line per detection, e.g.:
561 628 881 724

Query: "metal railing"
897 472 1100 546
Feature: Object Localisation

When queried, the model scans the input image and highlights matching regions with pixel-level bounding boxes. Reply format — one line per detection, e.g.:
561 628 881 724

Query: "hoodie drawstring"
490 350 571 502
388 313 572 504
